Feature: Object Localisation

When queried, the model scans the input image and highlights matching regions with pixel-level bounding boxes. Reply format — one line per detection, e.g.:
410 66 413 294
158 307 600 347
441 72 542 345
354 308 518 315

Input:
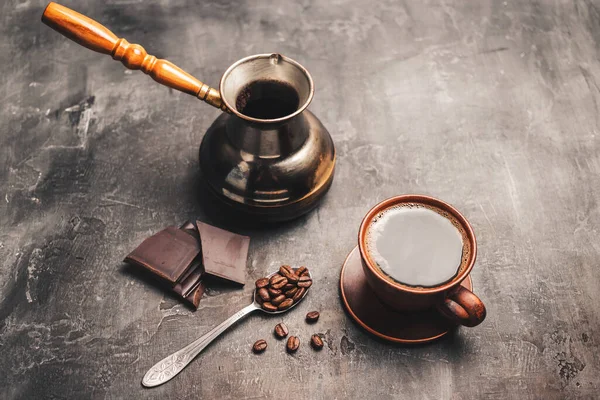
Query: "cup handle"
437 286 486 327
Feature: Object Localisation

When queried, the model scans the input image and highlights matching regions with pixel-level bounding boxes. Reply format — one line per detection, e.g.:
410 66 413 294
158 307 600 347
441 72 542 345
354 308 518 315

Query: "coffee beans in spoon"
254 266 313 312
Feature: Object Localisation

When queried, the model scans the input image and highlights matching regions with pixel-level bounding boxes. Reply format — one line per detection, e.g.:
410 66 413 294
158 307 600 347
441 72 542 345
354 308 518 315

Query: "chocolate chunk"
184 281 206 309
196 221 249 285
173 259 203 298
124 226 201 284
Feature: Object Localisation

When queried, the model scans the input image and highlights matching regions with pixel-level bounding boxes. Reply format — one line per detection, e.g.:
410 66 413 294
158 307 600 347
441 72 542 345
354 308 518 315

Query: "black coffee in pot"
236 80 300 119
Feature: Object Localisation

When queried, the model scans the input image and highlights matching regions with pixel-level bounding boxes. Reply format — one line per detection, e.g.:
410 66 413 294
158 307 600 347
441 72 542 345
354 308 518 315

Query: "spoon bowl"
253 270 312 314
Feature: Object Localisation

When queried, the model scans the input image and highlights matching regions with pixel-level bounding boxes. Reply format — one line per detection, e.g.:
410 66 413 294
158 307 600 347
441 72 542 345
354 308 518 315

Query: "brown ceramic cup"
358 195 486 327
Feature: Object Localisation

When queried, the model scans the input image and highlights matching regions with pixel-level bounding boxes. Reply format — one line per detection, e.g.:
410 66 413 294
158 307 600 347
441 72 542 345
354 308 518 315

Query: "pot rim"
220 53 315 125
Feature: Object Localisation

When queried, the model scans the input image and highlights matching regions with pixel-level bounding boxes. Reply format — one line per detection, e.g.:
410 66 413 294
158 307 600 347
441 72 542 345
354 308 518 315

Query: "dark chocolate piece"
124 227 201 284
124 220 250 310
196 221 249 285
173 259 203 298
184 280 206 308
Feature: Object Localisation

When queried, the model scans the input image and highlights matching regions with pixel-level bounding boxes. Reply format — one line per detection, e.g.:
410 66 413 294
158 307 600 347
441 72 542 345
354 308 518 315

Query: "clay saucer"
339 246 473 344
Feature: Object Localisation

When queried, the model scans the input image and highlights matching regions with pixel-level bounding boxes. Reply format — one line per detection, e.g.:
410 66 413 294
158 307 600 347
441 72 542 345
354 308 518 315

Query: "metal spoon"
141 270 311 387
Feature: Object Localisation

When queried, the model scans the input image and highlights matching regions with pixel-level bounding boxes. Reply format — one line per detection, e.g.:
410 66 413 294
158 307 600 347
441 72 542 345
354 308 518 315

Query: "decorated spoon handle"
41 2 228 111
141 303 258 388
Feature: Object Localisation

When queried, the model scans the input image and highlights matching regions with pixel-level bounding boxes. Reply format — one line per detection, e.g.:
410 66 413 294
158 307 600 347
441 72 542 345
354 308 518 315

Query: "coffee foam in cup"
365 202 471 289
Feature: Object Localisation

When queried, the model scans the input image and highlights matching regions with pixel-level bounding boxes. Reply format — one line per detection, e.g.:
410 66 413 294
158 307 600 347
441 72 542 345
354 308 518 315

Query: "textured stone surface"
1 0 600 398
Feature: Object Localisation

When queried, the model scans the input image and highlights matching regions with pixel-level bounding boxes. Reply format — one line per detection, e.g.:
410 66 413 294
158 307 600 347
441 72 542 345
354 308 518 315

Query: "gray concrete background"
1 0 599 398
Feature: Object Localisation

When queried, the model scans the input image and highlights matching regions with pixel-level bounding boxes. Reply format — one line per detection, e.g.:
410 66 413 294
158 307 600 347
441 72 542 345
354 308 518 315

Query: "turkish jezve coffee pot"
42 2 336 221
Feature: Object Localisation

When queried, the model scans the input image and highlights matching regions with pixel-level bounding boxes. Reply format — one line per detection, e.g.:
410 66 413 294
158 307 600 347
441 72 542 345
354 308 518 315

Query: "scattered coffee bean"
292 287 306 303
253 339 267 353
262 302 278 312
284 287 298 298
297 275 313 288
310 334 324 350
295 266 307 276
271 294 286 306
255 278 269 289
306 311 320 323
274 323 289 339
286 336 300 353
278 298 294 310
270 275 288 289
268 288 282 296
258 288 270 302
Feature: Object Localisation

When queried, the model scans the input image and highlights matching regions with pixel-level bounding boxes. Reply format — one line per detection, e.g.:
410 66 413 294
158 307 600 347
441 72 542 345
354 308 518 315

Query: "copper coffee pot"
42 2 336 222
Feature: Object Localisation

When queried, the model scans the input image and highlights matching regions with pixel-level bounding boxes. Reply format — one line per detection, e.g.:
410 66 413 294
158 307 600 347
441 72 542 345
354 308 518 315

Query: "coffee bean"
278 298 294 310
271 294 286 306
283 283 296 291
292 287 306 303
297 275 313 288
253 339 267 353
284 287 298 298
306 311 320 323
274 323 289 338
310 334 324 350
279 265 294 276
262 302 277 312
270 275 288 289
279 266 299 283
257 288 270 302
255 278 269 289
269 273 282 284
295 266 307 276
284 273 299 283
286 336 300 352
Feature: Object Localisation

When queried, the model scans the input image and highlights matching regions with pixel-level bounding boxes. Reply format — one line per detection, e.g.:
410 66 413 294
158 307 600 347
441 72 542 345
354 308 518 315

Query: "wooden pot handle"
41 2 228 111
437 286 487 327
